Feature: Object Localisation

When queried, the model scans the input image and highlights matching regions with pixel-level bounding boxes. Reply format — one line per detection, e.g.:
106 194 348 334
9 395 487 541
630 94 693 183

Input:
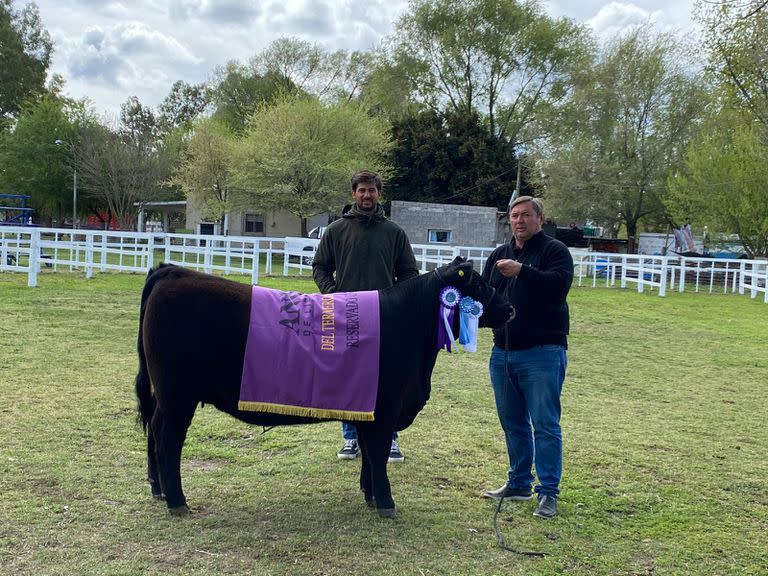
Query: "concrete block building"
390 200 504 247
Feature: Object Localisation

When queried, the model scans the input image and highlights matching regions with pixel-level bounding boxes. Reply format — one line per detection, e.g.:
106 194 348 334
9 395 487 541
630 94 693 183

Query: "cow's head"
435 257 514 329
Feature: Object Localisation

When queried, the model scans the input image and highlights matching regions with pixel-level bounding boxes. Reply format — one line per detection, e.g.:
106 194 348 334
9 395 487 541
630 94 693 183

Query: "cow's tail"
135 264 168 432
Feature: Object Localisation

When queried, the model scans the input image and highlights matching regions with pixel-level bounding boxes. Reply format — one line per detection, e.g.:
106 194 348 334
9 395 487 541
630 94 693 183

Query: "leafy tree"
0 0 52 123
389 0 592 142
667 109 768 257
253 37 372 104
209 61 294 132
231 96 392 236
528 26 707 251
359 55 424 121
168 119 235 231
119 96 159 150
387 108 518 208
696 0 768 127
0 93 83 224
75 123 160 230
157 80 209 134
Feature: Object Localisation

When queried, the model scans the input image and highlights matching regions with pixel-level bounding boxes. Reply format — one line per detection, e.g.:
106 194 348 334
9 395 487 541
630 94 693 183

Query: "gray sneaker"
388 439 405 463
482 482 533 500
533 494 558 518
337 439 359 460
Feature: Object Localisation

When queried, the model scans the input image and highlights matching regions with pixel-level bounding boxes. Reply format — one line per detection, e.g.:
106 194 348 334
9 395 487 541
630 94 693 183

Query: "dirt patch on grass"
183 458 223 472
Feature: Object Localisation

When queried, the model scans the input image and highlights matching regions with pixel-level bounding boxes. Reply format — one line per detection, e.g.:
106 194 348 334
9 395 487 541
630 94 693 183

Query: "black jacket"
481 231 573 350
312 204 419 294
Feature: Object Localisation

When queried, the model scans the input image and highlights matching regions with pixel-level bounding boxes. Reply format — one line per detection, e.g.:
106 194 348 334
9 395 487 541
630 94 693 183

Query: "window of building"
428 229 452 244
244 213 265 234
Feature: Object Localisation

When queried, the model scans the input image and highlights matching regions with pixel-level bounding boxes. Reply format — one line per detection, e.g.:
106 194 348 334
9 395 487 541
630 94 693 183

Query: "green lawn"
1 270 766 575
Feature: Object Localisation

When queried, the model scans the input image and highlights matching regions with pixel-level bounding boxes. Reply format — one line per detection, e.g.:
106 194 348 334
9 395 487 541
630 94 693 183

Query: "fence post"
283 240 289 276
620 255 627 288
265 240 272 276
100 233 107 272
204 241 212 274
1 233 8 272
659 256 668 297
738 261 746 295
677 258 686 292
146 234 154 271
85 233 94 278
763 264 768 304
251 243 260 286
164 234 171 263
28 229 39 287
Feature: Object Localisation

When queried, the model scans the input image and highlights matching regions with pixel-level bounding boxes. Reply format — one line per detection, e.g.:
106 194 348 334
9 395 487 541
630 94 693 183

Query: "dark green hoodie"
312 204 419 294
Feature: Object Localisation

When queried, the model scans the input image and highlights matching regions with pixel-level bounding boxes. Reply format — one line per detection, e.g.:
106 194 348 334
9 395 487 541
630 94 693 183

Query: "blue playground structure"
0 194 34 226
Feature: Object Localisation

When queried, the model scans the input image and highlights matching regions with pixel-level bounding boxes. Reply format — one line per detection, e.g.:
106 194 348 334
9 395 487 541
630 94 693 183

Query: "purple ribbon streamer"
436 306 455 352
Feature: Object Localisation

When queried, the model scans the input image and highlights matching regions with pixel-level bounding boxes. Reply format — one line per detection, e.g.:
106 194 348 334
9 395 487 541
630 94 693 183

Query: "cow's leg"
358 426 396 518
359 454 374 507
151 402 196 515
146 431 163 499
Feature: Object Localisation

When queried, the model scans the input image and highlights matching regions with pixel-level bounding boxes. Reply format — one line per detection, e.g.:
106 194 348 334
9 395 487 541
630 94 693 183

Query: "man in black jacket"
312 170 419 463
480 196 573 518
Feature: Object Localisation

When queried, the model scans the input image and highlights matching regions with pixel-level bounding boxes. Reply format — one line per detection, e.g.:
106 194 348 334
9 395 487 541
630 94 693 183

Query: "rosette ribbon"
458 296 484 353
437 286 461 352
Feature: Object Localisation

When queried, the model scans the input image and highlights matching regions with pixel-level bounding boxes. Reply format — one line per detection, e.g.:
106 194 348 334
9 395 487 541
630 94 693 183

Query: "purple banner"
239 287 380 421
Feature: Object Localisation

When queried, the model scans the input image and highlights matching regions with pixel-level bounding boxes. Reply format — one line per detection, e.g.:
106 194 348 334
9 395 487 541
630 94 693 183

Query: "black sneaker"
533 494 558 518
482 482 533 500
388 439 405 463
337 439 359 460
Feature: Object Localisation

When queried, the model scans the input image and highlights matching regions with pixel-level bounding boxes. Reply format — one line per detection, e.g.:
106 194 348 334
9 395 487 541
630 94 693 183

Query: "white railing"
1 226 766 302
740 259 768 303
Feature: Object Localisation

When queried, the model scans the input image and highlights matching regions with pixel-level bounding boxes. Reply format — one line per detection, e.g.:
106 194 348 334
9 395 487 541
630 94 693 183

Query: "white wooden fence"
1 226 766 303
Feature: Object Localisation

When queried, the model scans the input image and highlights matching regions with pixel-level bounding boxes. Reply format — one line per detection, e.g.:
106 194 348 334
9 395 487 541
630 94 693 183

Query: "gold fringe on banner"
237 400 375 422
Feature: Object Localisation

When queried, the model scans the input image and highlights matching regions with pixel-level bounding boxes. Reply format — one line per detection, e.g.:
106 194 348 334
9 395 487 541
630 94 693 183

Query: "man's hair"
351 170 383 192
509 195 543 216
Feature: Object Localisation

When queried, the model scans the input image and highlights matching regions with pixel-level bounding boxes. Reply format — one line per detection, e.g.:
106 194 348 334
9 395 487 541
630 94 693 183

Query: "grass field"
1 270 766 576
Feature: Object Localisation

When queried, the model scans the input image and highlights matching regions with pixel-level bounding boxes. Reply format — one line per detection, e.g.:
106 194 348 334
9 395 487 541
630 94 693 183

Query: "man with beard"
313 170 419 463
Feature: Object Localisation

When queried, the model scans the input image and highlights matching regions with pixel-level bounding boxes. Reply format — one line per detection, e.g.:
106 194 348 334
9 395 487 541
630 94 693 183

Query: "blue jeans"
489 345 566 497
342 421 397 441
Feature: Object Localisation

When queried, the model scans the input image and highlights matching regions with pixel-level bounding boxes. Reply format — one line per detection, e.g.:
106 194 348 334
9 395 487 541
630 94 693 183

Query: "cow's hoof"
365 499 375 508
168 505 191 517
377 508 396 519
152 492 166 500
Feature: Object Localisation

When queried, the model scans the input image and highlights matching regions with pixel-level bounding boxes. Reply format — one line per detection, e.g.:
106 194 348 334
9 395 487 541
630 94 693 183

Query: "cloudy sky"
34 0 699 121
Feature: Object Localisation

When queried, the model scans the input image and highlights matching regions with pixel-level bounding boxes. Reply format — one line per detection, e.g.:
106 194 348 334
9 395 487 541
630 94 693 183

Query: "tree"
528 26 707 252
75 123 160 230
0 93 84 224
168 119 235 232
253 38 373 104
157 80 209 134
696 0 768 127
231 96 392 236
388 0 592 143
209 61 294 132
0 0 52 123
387 108 519 207
666 109 768 257
119 96 159 149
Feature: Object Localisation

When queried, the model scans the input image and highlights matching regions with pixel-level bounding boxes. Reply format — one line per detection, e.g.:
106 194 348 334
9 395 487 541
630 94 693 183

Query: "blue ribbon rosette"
458 296 483 352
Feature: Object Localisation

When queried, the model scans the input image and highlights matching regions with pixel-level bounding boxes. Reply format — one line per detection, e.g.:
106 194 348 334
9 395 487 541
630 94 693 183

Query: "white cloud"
37 0 694 119
112 22 200 63
587 2 661 38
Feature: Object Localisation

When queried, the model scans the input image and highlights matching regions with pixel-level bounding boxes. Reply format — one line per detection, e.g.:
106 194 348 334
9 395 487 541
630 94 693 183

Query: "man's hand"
496 258 523 278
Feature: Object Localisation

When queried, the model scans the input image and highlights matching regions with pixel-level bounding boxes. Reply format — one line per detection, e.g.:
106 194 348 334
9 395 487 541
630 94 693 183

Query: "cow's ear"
451 256 466 266
457 259 474 275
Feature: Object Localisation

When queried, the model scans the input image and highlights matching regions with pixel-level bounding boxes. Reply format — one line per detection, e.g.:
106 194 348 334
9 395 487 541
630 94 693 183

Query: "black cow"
135 257 512 518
